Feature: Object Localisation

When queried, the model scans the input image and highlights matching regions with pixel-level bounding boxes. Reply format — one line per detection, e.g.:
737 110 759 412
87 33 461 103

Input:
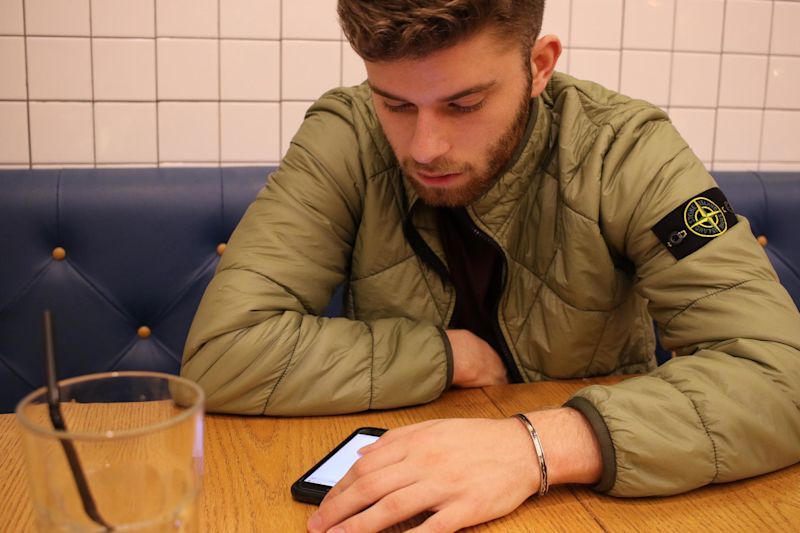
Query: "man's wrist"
522 407 603 487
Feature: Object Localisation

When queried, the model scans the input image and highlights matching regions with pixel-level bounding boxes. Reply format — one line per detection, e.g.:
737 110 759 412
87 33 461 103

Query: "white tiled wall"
0 0 798 169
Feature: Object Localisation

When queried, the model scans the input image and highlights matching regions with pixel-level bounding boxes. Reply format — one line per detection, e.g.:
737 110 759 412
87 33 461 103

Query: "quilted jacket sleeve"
568 113 800 496
181 92 452 415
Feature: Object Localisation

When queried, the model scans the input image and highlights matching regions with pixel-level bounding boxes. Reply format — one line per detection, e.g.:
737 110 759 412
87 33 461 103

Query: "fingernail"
307 514 321 532
329 528 345 533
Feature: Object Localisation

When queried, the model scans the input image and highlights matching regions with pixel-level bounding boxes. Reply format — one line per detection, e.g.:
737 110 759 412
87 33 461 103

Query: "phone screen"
304 433 381 487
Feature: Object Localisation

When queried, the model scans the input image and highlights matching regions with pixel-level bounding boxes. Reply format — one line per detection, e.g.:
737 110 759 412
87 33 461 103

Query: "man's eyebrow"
368 81 497 103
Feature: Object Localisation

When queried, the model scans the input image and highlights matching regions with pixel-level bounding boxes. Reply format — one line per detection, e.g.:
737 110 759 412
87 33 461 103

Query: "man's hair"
338 0 545 62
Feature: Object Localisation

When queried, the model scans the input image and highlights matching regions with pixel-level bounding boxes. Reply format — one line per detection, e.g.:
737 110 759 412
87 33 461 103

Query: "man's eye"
450 100 486 113
382 101 413 113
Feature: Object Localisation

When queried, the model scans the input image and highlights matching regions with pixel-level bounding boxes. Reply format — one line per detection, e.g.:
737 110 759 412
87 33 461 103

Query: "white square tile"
674 0 724 52
158 102 219 162
670 53 719 107
712 161 758 171
27 37 92 100
0 0 24 34
91 0 154 37
25 0 90 36
220 103 280 162
766 56 800 110
0 102 29 163
281 100 312 157
541 0 570 42
0 37 26 98
156 0 217 37
570 0 623 49
714 109 762 161
771 1 800 55
220 40 280 101
29 102 94 164
567 49 620 91
342 41 366 87
723 0 772 54
620 51 671 107
157 38 218 100
282 40 341 100
282 0 339 40
718 54 768 108
759 162 800 171
761 110 800 162
95 102 157 163
221 0 280 39
623 0 675 50
668 108 716 161
93 38 156 101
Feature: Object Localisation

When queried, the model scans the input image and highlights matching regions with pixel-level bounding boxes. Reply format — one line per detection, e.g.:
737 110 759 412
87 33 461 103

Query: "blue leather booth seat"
1 168 798 412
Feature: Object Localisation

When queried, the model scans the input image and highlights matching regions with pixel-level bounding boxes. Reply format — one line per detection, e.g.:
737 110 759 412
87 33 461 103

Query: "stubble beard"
402 75 533 208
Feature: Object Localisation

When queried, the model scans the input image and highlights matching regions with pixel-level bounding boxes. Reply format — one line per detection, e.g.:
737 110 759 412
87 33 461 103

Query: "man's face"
365 29 534 207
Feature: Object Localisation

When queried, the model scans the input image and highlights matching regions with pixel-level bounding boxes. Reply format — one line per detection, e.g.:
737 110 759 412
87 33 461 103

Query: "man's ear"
530 35 562 98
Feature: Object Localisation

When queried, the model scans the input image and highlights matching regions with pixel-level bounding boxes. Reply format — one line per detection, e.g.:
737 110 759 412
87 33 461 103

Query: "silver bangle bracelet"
513 413 549 497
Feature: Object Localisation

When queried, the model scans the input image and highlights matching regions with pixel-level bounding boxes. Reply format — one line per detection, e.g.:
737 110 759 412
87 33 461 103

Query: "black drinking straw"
43 310 113 531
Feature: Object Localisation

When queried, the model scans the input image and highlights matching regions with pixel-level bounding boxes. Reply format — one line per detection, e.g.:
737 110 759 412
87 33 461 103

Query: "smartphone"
291 426 387 505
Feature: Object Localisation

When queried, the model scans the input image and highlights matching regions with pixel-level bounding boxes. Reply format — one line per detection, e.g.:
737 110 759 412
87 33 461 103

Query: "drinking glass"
16 371 204 532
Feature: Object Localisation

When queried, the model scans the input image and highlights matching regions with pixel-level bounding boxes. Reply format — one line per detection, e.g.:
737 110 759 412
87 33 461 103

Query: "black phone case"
291 426 387 505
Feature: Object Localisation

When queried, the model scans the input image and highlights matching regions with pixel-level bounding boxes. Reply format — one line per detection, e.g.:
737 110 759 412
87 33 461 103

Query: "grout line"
757 0 776 171
9 99 799 110
565 0 572 72
617 0 625 91
709 0 728 169
21 0 32 169
217 0 222 165
666 0 678 109
88 0 97 168
278 0 284 159
154 0 160 165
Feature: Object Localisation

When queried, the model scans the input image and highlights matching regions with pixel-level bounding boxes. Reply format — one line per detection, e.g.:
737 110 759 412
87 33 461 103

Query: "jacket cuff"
438 327 454 390
564 396 617 492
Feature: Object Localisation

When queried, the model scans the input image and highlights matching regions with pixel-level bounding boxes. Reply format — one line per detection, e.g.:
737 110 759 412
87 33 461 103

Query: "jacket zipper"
462 212 524 383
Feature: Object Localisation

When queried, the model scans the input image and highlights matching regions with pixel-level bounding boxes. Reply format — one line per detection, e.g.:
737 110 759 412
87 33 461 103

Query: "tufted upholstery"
1 168 798 412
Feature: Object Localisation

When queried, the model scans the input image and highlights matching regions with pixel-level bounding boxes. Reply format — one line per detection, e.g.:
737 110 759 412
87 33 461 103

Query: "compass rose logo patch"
652 187 738 260
684 197 727 237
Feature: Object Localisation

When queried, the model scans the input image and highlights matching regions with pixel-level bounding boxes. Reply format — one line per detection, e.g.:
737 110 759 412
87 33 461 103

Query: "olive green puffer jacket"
182 72 800 496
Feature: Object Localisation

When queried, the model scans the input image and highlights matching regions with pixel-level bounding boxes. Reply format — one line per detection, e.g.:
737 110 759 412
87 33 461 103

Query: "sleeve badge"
651 187 738 260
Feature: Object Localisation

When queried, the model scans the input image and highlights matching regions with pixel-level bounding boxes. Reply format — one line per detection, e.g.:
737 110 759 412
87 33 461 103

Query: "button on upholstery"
52 247 66 260
137 326 151 339
757 235 768 247
217 243 227 256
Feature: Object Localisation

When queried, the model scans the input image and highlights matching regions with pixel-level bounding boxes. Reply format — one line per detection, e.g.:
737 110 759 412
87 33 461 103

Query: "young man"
182 1 800 531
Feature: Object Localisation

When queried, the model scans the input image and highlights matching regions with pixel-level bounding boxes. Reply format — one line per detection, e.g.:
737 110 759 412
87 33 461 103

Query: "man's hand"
306 409 603 533
447 329 508 387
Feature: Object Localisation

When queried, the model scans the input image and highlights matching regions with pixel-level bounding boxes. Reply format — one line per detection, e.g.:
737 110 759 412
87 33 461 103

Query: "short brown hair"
338 0 545 62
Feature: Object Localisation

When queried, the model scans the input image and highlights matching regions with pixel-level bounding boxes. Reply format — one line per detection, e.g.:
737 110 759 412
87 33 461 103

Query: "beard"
401 72 533 208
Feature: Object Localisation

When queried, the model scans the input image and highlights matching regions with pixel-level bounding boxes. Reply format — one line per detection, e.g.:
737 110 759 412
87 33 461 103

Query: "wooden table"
1 378 798 532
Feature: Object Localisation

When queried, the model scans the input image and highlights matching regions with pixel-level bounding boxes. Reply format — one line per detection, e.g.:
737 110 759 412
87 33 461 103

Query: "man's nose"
409 111 450 165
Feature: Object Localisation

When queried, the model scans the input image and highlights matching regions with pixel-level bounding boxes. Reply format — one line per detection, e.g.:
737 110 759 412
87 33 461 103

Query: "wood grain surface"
1 379 798 532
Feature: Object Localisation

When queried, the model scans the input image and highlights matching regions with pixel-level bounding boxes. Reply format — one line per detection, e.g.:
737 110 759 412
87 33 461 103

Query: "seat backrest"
0 167 273 412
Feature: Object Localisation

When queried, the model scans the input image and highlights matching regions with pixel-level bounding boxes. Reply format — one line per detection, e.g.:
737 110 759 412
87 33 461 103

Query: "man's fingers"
323 437 407 501
327 483 436 533
312 463 416 531
410 503 473 533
